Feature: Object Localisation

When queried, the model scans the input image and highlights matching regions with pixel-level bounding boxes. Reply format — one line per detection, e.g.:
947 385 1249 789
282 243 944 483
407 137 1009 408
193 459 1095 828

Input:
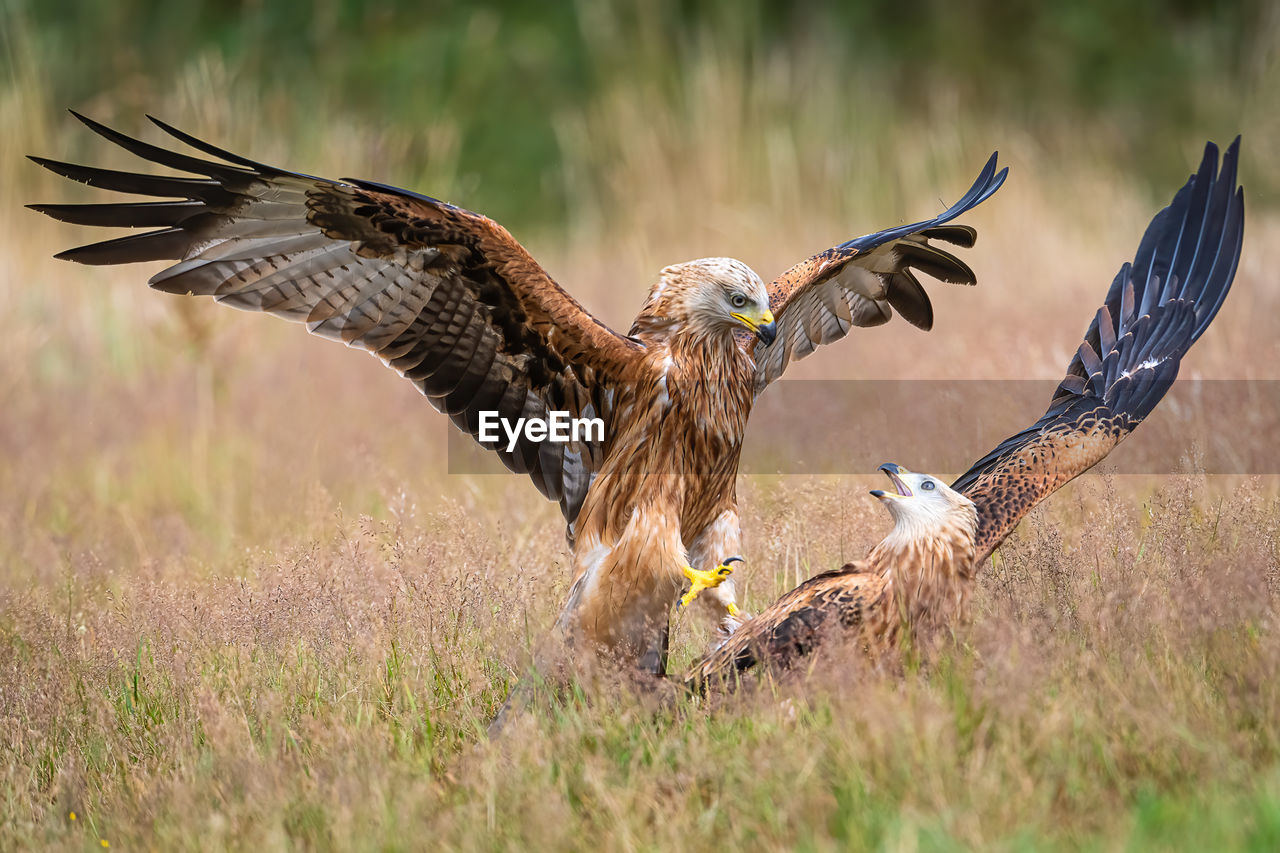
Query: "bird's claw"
678 556 744 609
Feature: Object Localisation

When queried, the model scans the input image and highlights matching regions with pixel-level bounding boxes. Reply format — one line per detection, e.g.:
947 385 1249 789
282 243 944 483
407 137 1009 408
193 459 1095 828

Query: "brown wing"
685 563 886 690
750 154 1007 392
953 139 1244 561
29 112 646 525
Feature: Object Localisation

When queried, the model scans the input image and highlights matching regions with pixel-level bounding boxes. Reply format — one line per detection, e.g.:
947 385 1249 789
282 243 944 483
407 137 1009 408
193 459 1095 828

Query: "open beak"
732 309 777 346
870 463 912 500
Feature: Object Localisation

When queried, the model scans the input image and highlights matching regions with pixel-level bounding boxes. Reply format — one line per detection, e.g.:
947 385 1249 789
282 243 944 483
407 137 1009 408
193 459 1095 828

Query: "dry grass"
3 23 1280 850
3 475 1279 850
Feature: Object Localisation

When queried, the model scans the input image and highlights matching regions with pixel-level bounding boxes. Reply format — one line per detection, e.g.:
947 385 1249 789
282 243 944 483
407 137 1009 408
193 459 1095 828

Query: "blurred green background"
4 0 1276 237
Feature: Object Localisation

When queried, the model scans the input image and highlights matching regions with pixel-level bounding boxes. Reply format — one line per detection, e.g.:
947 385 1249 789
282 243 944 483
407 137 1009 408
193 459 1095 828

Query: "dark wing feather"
29 112 645 525
750 154 1007 393
952 138 1244 561
685 565 886 690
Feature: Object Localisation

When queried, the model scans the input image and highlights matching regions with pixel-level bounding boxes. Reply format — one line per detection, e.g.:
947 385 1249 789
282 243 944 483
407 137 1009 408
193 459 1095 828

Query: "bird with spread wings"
687 139 1244 687
30 112 1005 676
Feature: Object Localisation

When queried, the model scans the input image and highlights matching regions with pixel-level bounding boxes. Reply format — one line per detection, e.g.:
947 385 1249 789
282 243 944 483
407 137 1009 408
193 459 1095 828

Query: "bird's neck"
869 509 979 626
632 313 743 358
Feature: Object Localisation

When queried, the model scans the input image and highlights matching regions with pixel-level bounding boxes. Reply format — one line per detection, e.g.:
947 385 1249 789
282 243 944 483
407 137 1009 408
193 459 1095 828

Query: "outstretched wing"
750 154 1008 392
952 139 1244 562
685 564 886 690
30 112 646 525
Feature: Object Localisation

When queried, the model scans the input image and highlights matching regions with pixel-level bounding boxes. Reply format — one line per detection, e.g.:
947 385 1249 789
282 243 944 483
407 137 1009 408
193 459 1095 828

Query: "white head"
870 463 978 545
638 257 777 344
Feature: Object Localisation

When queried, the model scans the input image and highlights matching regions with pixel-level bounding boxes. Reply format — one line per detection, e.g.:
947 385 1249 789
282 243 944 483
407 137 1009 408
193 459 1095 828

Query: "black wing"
953 139 1244 561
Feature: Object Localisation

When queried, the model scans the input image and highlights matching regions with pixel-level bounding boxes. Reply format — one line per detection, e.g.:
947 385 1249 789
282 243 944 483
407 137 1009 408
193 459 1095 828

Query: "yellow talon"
678 556 744 609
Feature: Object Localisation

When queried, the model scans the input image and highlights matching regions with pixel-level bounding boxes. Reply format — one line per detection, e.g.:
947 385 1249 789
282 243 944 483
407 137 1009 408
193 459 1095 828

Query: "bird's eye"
730 294 747 308
920 480 936 491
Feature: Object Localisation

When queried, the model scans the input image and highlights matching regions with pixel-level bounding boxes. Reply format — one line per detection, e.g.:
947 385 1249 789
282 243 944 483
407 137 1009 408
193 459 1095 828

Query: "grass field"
4 3 1280 849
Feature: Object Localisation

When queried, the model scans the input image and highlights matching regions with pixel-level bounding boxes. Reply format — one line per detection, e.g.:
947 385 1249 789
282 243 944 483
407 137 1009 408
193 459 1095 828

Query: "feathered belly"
558 338 754 667
565 402 747 665
579 381 750 543
679 442 742 533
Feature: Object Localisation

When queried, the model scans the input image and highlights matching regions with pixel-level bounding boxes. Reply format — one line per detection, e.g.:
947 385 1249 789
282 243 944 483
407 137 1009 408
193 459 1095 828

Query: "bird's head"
870 463 977 541
643 257 777 345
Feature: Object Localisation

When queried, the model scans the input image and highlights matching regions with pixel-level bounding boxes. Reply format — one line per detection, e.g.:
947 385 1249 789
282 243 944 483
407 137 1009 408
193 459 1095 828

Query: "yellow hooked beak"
732 308 778 345
870 463 912 500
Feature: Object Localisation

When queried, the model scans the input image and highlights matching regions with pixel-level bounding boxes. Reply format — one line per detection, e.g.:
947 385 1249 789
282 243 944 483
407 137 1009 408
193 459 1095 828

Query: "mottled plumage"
31 112 1004 675
689 139 1244 688
689 466 977 686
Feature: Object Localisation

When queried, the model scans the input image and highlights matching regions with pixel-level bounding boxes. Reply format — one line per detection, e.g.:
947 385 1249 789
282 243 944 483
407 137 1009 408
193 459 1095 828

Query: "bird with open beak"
686 463 978 687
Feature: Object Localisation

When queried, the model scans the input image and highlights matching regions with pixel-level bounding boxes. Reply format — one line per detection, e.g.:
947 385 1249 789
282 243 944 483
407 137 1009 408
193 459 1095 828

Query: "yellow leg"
678 556 743 609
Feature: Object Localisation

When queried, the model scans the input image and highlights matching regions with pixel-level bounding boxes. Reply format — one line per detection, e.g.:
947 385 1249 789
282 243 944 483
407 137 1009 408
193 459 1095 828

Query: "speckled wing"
30 113 647 525
685 562 886 689
952 139 1244 562
749 154 1007 393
